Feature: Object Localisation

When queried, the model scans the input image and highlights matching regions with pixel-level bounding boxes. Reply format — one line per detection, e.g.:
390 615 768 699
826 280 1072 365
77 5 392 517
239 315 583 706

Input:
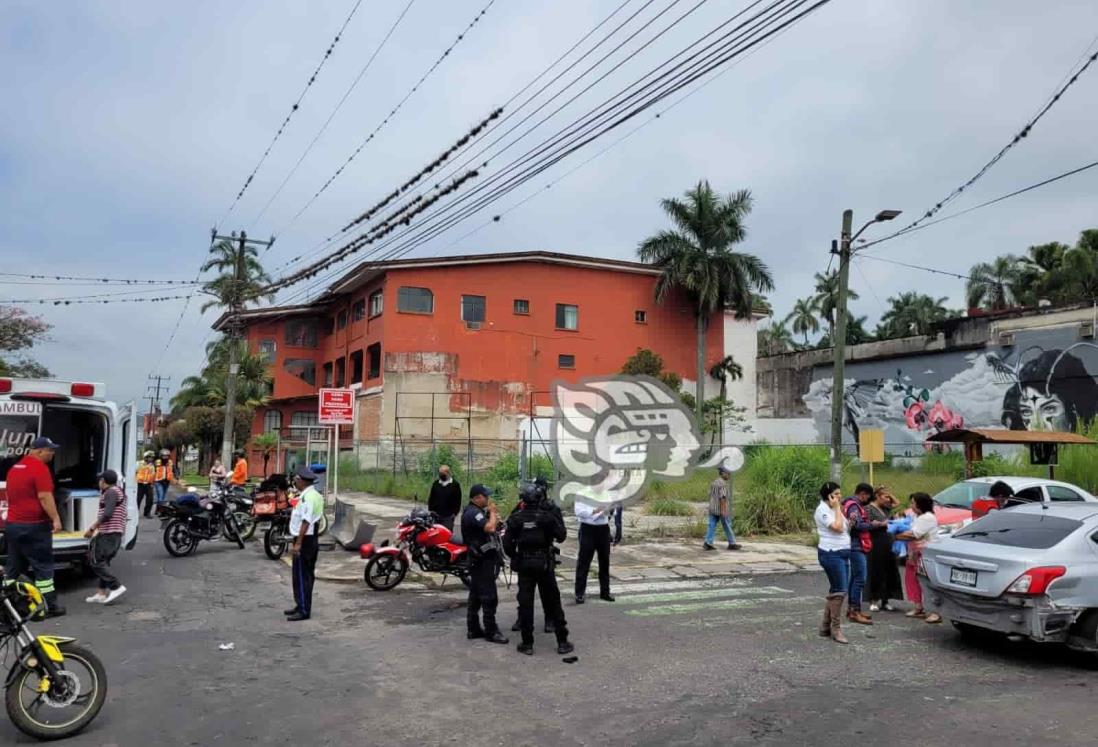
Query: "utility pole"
145 374 170 442
828 210 853 482
209 229 275 467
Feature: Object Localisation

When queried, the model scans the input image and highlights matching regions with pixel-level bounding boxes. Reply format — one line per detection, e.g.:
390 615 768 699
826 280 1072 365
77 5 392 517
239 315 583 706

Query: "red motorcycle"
360 508 502 591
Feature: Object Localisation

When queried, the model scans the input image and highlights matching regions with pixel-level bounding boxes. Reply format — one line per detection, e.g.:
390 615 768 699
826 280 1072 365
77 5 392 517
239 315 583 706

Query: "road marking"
614 586 792 605
625 595 815 617
604 578 752 595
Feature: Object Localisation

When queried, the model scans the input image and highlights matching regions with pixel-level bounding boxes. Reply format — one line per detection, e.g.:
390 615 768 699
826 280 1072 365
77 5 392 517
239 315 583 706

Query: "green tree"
757 322 794 356
620 348 682 392
1056 246 1098 302
966 255 1023 310
252 432 279 477
784 297 820 346
200 239 274 313
171 336 272 412
876 291 952 339
812 270 859 341
0 306 52 378
818 314 873 348
638 180 774 422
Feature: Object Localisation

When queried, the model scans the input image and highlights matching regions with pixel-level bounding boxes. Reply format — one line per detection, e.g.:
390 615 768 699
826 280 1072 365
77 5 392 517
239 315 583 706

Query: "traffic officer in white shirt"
573 498 616 604
285 467 324 622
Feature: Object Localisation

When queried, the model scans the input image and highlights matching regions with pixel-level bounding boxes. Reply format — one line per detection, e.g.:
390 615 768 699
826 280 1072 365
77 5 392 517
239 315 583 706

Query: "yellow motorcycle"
1 578 107 741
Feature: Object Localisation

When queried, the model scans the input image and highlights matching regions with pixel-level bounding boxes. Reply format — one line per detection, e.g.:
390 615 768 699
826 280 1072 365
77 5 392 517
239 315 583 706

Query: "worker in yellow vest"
136 450 157 518
154 449 175 507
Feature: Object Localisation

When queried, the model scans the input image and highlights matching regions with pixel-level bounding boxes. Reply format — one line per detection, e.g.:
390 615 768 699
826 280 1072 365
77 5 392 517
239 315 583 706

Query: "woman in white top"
896 492 942 624
814 481 850 644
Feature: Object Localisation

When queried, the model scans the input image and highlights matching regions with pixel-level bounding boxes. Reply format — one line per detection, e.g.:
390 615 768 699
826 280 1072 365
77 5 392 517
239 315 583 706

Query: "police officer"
461 484 507 644
503 481 574 656
511 478 563 634
285 467 323 622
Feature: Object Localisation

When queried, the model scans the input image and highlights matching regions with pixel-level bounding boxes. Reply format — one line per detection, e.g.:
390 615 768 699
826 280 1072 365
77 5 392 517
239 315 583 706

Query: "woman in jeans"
815 481 850 644
896 492 942 624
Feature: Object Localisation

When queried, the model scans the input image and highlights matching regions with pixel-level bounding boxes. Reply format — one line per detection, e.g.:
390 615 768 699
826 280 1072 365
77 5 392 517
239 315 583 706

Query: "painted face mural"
1000 347 1098 432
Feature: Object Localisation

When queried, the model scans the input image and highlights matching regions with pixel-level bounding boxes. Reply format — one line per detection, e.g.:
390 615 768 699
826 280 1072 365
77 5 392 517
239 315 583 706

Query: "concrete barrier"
330 496 378 551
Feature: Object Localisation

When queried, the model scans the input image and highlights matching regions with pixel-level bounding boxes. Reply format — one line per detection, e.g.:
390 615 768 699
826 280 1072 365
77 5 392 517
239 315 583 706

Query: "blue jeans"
817 548 850 595
154 481 169 504
705 514 735 546
848 550 868 610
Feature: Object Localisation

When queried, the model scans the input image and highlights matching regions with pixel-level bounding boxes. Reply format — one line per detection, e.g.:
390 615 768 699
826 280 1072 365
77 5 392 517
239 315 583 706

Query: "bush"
645 498 696 516
416 445 465 481
742 445 832 510
733 486 816 535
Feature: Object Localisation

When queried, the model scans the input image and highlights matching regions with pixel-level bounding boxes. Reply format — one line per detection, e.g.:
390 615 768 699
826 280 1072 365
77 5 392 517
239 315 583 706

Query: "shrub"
733 485 816 535
645 498 696 516
742 445 832 510
416 445 465 481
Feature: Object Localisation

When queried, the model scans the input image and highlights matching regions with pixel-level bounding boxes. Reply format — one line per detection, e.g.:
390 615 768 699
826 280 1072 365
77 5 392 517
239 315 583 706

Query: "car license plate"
950 567 978 587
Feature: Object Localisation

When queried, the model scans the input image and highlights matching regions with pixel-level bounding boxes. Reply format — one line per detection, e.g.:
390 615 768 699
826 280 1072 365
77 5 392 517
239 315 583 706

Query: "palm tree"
200 239 274 313
784 297 820 345
758 322 794 356
966 255 1023 310
877 292 951 339
170 336 272 413
1057 246 1098 302
252 432 279 477
812 270 859 341
638 181 774 422
1016 242 1068 305
708 355 743 402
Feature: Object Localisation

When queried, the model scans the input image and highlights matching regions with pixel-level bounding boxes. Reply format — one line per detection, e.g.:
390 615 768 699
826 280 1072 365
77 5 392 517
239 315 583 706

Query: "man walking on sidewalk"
84 469 127 605
285 467 323 622
573 499 614 604
703 465 741 551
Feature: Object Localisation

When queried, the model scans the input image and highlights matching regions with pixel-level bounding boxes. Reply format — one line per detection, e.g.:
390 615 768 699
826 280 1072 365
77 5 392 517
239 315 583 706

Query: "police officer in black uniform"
511 477 563 634
503 481 574 656
461 484 508 644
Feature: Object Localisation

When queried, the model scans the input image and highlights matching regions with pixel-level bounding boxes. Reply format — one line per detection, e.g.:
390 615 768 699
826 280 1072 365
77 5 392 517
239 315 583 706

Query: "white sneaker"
85 594 107 604
103 586 127 605
869 603 880 612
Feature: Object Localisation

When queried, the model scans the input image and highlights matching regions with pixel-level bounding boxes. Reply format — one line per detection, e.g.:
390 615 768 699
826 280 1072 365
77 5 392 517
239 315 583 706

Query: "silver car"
921 503 1098 651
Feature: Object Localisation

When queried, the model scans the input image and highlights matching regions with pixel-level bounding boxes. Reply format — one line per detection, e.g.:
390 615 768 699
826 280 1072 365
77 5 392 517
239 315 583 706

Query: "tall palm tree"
758 322 794 356
966 255 1022 310
200 239 274 313
784 297 820 345
877 292 951 338
638 181 774 422
812 270 859 341
1057 246 1098 302
1016 242 1068 305
170 336 272 412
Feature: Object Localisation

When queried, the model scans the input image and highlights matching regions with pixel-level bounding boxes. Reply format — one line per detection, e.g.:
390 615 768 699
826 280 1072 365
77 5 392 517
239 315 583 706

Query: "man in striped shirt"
83 469 128 605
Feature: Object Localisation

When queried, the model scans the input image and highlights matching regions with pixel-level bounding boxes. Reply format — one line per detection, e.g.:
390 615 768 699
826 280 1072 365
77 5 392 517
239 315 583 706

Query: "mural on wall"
803 334 1098 448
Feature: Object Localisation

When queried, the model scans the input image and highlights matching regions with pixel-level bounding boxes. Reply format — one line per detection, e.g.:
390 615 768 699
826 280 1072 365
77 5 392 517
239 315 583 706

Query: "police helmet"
518 481 540 504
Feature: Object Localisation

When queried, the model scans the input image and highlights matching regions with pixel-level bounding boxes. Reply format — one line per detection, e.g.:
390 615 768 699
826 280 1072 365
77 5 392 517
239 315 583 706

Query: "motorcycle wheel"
264 526 289 560
223 515 246 549
163 519 197 557
231 511 256 542
364 554 407 591
5 641 108 741
316 513 329 536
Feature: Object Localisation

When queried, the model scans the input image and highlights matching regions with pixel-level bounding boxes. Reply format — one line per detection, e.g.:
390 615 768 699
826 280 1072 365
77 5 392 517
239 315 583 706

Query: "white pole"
333 424 340 501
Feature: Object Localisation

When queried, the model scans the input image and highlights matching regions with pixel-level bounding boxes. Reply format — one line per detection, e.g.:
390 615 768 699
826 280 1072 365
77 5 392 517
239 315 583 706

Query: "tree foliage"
620 348 682 392
876 292 953 338
0 306 52 378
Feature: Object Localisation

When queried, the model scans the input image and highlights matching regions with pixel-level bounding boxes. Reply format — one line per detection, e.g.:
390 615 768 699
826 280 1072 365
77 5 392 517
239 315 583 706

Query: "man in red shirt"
4 436 65 617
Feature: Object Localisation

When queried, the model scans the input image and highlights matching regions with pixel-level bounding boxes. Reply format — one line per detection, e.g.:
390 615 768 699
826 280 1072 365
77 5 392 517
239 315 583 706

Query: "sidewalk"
297 491 820 586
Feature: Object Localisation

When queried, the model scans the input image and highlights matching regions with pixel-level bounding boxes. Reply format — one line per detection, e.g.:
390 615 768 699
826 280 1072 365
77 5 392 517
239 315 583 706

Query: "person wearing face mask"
427 464 462 532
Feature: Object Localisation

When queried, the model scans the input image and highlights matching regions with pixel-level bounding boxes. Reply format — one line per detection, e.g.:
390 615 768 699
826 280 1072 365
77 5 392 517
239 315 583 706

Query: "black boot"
511 620 521 632
485 631 509 644
517 640 534 655
284 606 301 616
556 640 575 655
544 619 555 634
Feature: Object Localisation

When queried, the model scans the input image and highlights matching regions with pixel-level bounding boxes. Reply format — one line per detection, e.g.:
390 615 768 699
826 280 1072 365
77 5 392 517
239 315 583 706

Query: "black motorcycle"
263 506 293 560
160 489 246 556
211 479 257 541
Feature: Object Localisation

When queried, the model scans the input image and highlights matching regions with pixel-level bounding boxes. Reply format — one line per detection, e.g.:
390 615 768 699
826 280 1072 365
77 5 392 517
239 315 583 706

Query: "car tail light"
916 556 928 577
70 383 95 397
1006 566 1066 595
0 378 11 393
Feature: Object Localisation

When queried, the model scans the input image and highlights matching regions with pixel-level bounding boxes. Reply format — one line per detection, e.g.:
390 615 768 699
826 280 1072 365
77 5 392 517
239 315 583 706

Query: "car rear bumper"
923 583 1084 642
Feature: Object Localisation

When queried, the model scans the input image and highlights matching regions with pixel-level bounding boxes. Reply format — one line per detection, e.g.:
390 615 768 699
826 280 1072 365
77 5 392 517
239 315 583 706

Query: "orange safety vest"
154 459 174 482
136 462 156 484
230 458 248 486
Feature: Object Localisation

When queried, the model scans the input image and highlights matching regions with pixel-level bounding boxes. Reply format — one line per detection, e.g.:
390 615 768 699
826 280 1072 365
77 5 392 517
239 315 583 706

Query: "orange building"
215 251 761 472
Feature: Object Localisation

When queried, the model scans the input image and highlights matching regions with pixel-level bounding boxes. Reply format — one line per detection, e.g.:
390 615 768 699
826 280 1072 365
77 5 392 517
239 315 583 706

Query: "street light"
828 208 902 482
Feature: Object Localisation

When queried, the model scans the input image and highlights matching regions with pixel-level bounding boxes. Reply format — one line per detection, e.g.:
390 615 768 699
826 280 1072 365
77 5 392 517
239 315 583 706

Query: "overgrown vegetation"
645 498 696 517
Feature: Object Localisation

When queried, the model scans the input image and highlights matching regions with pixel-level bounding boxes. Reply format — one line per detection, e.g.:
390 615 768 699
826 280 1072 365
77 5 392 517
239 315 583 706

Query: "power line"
7 293 197 306
0 272 199 285
252 0 418 230
219 0 367 223
858 158 1098 253
892 48 1098 237
272 0 829 303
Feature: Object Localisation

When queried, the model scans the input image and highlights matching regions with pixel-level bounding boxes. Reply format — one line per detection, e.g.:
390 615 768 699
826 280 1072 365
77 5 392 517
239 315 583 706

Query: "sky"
2 0 1097 411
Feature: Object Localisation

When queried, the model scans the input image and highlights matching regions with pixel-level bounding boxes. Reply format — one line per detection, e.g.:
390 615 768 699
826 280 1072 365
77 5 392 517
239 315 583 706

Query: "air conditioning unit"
465 321 482 330
997 331 1014 346
1080 322 1095 339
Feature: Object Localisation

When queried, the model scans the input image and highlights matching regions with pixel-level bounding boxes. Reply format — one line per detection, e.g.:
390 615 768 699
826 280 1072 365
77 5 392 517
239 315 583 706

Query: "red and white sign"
318 388 355 425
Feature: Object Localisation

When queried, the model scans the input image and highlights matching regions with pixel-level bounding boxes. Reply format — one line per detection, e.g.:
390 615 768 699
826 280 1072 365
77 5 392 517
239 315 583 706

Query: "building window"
352 299 366 321
263 409 282 434
397 286 433 314
284 319 318 348
634 310 647 324
556 303 578 330
513 299 530 315
350 350 363 383
336 310 348 330
461 294 486 323
290 411 318 440
322 361 334 387
367 343 381 380
320 317 334 337
369 290 384 317
283 358 316 386
558 354 576 369
335 358 346 388
257 339 276 362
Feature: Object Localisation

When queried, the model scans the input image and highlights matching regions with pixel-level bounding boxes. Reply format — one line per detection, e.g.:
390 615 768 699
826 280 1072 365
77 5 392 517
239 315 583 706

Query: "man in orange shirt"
4 436 65 617
230 449 249 487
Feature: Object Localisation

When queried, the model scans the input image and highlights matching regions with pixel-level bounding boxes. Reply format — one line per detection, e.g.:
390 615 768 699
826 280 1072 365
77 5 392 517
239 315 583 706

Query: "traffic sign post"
319 389 355 502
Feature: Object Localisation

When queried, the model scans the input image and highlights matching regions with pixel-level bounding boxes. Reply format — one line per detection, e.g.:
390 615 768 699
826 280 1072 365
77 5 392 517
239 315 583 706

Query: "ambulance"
0 377 139 570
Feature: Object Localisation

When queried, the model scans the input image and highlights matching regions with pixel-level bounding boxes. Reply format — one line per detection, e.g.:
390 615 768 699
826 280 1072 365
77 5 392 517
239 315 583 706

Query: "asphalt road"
4 518 1097 746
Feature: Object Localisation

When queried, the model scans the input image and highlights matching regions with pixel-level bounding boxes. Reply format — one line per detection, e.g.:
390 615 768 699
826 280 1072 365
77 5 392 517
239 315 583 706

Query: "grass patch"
645 498 696 517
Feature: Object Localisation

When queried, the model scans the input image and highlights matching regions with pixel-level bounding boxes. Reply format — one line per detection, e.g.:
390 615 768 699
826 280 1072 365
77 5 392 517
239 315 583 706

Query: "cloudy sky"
3 0 1096 409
